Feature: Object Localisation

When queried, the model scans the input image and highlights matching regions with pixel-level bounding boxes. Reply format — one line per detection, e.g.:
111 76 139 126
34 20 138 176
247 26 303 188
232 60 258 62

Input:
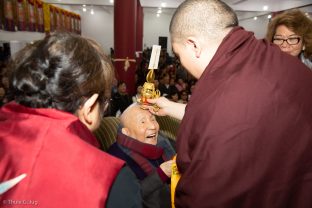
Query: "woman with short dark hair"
0 32 141 208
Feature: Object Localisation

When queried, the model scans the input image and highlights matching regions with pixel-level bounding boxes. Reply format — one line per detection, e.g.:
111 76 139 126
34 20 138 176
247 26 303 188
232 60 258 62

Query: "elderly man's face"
122 106 160 145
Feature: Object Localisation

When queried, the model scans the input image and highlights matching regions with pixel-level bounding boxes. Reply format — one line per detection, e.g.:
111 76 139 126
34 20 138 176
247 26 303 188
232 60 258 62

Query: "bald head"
120 103 139 127
170 0 238 42
120 103 160 145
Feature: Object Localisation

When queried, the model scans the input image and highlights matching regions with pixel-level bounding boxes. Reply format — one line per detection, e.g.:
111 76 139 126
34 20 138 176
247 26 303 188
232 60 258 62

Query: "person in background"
132 85 143 103
187 81 196 100
108 103 175 208
146 0 312 207
158 73 171 97
168 90 179 103
175 78 187 92
178 90 189 104
158 73 178 98
110 80 133 117
0 32 141 208
266 9 312 69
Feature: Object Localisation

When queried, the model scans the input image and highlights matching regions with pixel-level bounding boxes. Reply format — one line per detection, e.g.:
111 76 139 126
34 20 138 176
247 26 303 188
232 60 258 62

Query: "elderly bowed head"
8 32 114 131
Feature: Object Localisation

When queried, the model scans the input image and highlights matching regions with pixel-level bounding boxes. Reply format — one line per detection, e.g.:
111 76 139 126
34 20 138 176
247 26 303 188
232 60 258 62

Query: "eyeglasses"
272 37 301 45
103 98 112 111
99 97 111 117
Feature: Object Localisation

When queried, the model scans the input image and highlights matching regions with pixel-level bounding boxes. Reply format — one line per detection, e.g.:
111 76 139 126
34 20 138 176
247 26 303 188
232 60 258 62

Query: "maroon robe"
175 27 312 208
0 102 124 208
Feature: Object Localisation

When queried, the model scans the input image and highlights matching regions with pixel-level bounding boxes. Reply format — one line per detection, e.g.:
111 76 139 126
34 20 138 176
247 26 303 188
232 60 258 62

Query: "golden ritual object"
137 45 161 110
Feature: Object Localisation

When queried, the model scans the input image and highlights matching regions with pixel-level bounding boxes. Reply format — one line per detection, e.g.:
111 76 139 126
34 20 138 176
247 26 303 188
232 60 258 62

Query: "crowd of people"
105 47 197 117
1 0 312 208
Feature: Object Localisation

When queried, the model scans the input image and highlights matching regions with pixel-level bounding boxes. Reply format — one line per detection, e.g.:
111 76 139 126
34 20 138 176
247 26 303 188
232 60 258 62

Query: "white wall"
239 15 271 39
0 31 45 56
0 31 45 42
143 8 175 55
79 6 114 55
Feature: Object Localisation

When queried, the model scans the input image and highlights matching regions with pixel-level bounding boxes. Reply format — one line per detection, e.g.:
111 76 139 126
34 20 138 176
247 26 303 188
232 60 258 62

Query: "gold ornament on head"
137 45 161 111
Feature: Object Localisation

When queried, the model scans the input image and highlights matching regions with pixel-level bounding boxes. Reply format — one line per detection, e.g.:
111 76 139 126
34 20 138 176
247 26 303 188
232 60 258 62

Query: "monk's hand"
160 160 174 177
146 96 171 116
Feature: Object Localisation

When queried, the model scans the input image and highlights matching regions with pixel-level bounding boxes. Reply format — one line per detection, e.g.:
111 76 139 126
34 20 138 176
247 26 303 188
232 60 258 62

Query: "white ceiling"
44 0 312 12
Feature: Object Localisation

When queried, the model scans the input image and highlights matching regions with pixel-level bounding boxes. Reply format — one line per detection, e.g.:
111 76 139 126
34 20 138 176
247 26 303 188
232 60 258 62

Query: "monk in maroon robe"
147 0 312 207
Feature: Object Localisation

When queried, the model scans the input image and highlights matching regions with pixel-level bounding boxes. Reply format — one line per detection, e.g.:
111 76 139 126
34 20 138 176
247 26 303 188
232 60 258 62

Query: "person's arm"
147 96 186 120
106 166 142 208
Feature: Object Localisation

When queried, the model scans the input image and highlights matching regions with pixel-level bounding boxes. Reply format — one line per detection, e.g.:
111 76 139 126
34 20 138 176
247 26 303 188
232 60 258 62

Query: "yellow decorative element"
113 57 136 71
146 68 155 83
171 155 181 208
137 45 162 111
137 69 160 110
43 2 50 32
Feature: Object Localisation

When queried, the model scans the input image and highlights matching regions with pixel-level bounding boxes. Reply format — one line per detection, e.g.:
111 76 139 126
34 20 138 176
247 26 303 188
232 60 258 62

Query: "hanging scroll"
77 15 81 34
62 9 66 30
43 2 50 32
65 11 70 31
49 5 55 32
27 0 36 31
36 0 44 32
55 7 60 31
70 13 75 32
59 9 65 30
16 0 27 31
74 14 78 34
1 0 80 34
4 0 15 31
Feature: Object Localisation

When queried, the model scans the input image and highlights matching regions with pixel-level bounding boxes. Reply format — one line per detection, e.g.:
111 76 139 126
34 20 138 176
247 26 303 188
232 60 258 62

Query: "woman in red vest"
0 32 141 208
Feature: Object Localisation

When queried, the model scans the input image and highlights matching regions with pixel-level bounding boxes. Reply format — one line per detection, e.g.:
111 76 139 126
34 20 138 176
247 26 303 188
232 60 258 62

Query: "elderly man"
146 0 312 208
108 103 176 208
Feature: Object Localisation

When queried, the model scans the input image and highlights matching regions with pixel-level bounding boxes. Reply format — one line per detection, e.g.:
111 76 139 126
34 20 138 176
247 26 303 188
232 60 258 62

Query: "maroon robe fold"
175 27 312 208
0 102 124 208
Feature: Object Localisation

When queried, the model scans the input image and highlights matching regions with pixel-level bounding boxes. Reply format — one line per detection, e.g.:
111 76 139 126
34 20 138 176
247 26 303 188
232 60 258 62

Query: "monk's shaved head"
170 0 238 42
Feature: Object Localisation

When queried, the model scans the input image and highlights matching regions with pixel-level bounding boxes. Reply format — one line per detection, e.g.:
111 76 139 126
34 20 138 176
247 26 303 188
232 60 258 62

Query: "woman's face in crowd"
118 83 127 94
273 25 304 57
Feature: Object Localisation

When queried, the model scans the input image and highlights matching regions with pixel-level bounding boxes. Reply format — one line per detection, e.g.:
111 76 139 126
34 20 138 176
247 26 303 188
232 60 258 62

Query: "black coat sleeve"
106 166 142 208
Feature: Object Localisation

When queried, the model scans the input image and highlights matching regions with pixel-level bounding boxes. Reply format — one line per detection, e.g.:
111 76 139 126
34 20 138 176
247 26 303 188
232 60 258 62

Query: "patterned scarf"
116 132 175 175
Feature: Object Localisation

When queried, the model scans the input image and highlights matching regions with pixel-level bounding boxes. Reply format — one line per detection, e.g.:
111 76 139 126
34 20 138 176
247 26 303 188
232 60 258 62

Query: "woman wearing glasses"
266 9 312 69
